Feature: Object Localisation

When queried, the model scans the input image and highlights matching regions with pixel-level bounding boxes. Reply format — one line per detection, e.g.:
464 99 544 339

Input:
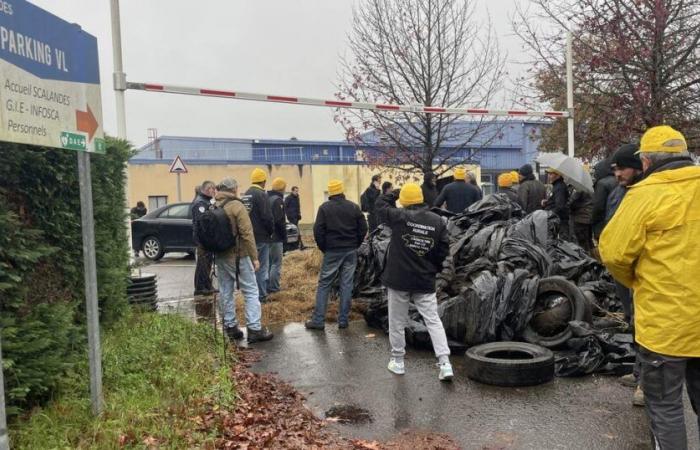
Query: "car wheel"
523 276 590 349
465 341 555 387
142 236 164 261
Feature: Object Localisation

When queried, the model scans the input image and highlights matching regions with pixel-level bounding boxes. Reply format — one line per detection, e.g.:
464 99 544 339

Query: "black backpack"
196 199 239 252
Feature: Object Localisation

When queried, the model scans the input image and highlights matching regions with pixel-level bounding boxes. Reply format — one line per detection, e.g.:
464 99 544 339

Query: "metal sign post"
169 155 188 202
78 152 104 416
0 335 8 450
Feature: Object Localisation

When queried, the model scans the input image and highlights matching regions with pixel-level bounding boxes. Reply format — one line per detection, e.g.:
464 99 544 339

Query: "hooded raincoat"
599 164 700 357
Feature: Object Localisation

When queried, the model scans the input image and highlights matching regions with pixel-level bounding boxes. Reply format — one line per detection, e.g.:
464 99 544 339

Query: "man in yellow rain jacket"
600 125 700 449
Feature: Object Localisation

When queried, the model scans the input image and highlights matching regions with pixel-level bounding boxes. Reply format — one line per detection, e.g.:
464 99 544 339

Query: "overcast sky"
32 0 530 147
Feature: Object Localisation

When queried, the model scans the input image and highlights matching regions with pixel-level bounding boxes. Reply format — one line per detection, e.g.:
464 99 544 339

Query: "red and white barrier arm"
126 82 568 118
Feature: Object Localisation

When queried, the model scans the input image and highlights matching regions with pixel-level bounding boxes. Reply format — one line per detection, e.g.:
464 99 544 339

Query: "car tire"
465 341 555 387
523 276 589 349
142 236 164 261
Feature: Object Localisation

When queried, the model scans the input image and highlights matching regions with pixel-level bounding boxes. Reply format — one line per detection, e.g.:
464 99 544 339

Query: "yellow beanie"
399 183 424 206
250 168 267 183
498 173 514 188
454 167 466 180
639 125 687 153
328 179 344 196
271 177 286 191
510 171 520 184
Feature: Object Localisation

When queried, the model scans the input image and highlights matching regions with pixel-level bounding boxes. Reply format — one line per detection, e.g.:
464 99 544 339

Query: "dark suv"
132 202 299 260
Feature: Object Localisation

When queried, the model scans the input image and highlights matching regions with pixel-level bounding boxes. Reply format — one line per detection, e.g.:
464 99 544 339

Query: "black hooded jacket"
591 159 617 237
376 194 449 293
544 177 570 224
191 192 213 245
242 185 274 244
267 190 287 243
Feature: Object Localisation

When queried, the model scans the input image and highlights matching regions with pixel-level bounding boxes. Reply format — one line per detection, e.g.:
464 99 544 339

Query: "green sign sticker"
94 138 106 153
60 132 87 151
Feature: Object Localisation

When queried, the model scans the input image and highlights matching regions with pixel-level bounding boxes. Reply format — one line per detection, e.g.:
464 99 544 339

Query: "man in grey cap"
214 177 273 344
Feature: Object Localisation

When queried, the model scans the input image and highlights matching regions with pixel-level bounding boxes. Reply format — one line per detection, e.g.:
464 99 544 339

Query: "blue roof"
130 120 549 170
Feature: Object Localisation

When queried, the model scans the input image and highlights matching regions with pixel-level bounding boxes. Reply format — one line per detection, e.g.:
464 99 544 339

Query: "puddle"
325 404 373 424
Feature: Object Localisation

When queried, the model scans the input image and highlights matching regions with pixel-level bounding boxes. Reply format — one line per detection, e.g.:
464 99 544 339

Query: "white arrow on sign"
169 155 188 173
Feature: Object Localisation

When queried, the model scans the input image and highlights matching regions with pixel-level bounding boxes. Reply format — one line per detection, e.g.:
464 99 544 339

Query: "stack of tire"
127 273 158 310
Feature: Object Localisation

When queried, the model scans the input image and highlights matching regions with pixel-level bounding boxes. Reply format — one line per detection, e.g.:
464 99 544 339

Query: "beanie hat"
498 173 514 188
271 177 286 191
509 171 520 184
638 125 687 154
519 164 534 177
328 179 344 196
453 167 466 180
611 144 642 170
399 183 424 206
251 168 267 183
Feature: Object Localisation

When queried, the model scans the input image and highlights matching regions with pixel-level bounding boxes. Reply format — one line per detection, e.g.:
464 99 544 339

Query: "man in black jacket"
434 167 481 213
242 168 274 303
360 174 382 231
306 180 367 330
376 183 453 381
267 177 288 295
191 180 217 296
543 169 571 240
284 186 304 250
517 164 547 214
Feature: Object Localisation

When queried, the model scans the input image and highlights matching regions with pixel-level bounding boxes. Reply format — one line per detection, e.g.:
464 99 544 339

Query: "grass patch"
9 312 234 449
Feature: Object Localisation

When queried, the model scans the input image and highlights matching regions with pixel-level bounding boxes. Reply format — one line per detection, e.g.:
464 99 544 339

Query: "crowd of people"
141 124 696 448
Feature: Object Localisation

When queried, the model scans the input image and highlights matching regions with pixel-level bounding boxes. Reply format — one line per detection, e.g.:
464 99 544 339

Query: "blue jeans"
255 243 270 300
311 249 357 325
216 255 261 330
268 242 283 293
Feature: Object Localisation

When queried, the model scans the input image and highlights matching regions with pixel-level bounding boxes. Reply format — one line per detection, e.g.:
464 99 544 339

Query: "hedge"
0 137 133 415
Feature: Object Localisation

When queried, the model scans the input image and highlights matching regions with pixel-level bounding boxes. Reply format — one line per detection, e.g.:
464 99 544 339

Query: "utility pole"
566 31 575 158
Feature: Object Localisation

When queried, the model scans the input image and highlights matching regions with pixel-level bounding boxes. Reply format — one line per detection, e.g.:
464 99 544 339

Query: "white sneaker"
438 362 454 382
387 358 405 375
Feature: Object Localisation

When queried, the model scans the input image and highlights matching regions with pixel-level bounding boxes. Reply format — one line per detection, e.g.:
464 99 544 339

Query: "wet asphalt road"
146 254 699 449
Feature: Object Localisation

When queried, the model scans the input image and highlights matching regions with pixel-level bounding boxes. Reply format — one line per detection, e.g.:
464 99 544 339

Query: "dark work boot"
225 325 244 341
305 320 325 330
247 327 274 343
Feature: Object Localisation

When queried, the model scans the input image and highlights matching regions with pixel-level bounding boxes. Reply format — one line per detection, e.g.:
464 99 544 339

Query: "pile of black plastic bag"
354 194 636 377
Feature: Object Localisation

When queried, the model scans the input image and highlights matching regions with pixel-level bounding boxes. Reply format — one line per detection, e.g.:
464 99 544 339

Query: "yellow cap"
498 173 514 188
639 125 687 154
399 183 424 206
271 177 286 191
328 179 344 196
250 168 267 183
509 171 520 184
453 167 466 180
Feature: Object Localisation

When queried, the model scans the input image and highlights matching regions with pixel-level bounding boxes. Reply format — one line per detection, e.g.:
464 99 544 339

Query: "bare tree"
514 0 700 158
336 0 507 178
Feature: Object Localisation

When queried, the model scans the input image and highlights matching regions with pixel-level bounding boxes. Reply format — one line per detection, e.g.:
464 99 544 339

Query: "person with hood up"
434 167 481 213
517 164 546 214
497 172 520 204
306 180 368 330
267 177 287 295
600 125 700 449
421 172 439 207
591 158 617 239
543 168 571 240
241 168 274 303
360 174 382 232
375 183 453 382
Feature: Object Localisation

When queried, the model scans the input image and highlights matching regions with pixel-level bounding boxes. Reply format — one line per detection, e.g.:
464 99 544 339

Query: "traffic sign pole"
176 172 182 202
77 152 103 416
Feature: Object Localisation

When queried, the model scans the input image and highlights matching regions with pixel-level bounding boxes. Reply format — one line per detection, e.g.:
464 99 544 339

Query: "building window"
148 195 168 211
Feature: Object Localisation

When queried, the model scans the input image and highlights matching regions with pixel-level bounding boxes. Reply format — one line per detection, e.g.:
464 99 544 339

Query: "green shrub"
0 138 133 415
